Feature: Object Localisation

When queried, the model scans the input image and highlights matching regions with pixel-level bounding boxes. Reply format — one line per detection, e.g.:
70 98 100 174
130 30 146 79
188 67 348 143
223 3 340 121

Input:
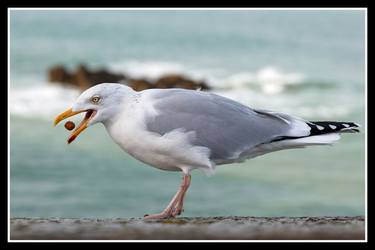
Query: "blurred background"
9 9 365 218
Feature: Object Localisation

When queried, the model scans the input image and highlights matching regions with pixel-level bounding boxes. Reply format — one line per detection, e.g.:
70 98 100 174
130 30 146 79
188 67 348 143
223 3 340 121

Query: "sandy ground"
10 216 365 241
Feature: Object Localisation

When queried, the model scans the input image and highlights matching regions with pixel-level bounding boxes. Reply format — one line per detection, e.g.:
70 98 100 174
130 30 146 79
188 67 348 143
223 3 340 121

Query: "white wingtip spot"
354 122 361 127
342 124 350 128
316 125 324 130
329 124 337 129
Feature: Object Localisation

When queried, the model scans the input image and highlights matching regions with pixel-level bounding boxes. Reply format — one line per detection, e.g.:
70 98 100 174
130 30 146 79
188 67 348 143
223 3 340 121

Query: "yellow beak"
54 108 96 144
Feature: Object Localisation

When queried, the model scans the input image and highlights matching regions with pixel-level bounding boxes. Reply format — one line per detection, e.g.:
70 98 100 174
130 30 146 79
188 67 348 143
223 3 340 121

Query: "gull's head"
54 83 133 144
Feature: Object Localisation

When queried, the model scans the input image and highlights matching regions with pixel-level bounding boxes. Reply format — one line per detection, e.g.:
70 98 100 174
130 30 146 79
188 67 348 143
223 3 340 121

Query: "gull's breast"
103 107 213 173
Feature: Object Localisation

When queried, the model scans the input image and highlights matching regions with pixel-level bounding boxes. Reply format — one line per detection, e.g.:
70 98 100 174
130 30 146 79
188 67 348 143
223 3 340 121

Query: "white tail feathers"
281 133 341 146
264 133 341 152
244 133 341 160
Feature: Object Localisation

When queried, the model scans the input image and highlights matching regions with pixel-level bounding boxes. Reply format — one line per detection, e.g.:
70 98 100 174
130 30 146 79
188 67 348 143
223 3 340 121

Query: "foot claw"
143 212 174 219
171 208 183 217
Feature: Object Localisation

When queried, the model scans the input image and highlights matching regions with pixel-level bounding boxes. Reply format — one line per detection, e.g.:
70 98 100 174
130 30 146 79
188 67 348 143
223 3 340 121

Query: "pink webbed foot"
143 212 175 219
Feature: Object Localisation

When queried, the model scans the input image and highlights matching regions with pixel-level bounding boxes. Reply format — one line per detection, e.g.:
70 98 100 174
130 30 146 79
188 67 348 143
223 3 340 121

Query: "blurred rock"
48 64 126 91
154 74 210 90
48 65 71 84
127 79 153 91
48 64 211 91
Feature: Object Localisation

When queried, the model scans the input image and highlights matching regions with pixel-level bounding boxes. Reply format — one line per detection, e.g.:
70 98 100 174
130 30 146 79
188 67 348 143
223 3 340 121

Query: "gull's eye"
90 95 101 104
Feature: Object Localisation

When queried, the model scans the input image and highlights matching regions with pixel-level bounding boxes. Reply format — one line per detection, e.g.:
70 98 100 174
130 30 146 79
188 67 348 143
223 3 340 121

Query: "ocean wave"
218 67 305 95
108 60 186 80
108 60 219 86
9 82 351 121
9 61 354 120
212 89 352 119
108 60 306 95
9 84 80 120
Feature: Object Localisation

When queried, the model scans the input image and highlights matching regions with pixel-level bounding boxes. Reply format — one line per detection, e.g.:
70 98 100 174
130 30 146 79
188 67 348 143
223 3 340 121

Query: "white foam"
108 60 220 89
212 88 351 119
9 83 80 120
220 66 305 95
109 60 305 95
222 72 255 88
108 60 186 80
257 67 304 94
9 61 355 122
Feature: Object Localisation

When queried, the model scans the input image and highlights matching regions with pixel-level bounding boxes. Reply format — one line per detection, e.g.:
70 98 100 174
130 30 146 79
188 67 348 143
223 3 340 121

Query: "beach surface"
10 216 365 240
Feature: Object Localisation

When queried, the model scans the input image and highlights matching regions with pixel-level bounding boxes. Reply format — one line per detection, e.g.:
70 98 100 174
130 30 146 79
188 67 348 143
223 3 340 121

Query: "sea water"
9 9 365 218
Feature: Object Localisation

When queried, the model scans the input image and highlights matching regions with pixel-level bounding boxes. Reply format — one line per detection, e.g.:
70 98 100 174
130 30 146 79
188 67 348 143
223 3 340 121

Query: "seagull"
54 83 360 219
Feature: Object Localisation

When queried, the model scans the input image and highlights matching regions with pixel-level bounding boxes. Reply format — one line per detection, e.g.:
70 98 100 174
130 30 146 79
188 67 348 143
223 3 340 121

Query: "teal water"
9 9 366 218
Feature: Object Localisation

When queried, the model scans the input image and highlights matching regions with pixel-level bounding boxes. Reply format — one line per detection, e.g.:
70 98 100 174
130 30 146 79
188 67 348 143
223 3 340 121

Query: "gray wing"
142 89 299 164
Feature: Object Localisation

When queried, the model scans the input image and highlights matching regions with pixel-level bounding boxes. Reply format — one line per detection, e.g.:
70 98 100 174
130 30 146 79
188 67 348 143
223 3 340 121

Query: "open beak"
54 108 97 144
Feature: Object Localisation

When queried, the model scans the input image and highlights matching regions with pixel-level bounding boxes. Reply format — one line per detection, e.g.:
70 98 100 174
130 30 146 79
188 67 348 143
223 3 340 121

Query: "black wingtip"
308 121 360 135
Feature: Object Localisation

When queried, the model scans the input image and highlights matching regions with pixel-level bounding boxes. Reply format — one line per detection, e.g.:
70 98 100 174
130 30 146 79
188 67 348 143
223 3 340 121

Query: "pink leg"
171 176 191 217
144 175 191 219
